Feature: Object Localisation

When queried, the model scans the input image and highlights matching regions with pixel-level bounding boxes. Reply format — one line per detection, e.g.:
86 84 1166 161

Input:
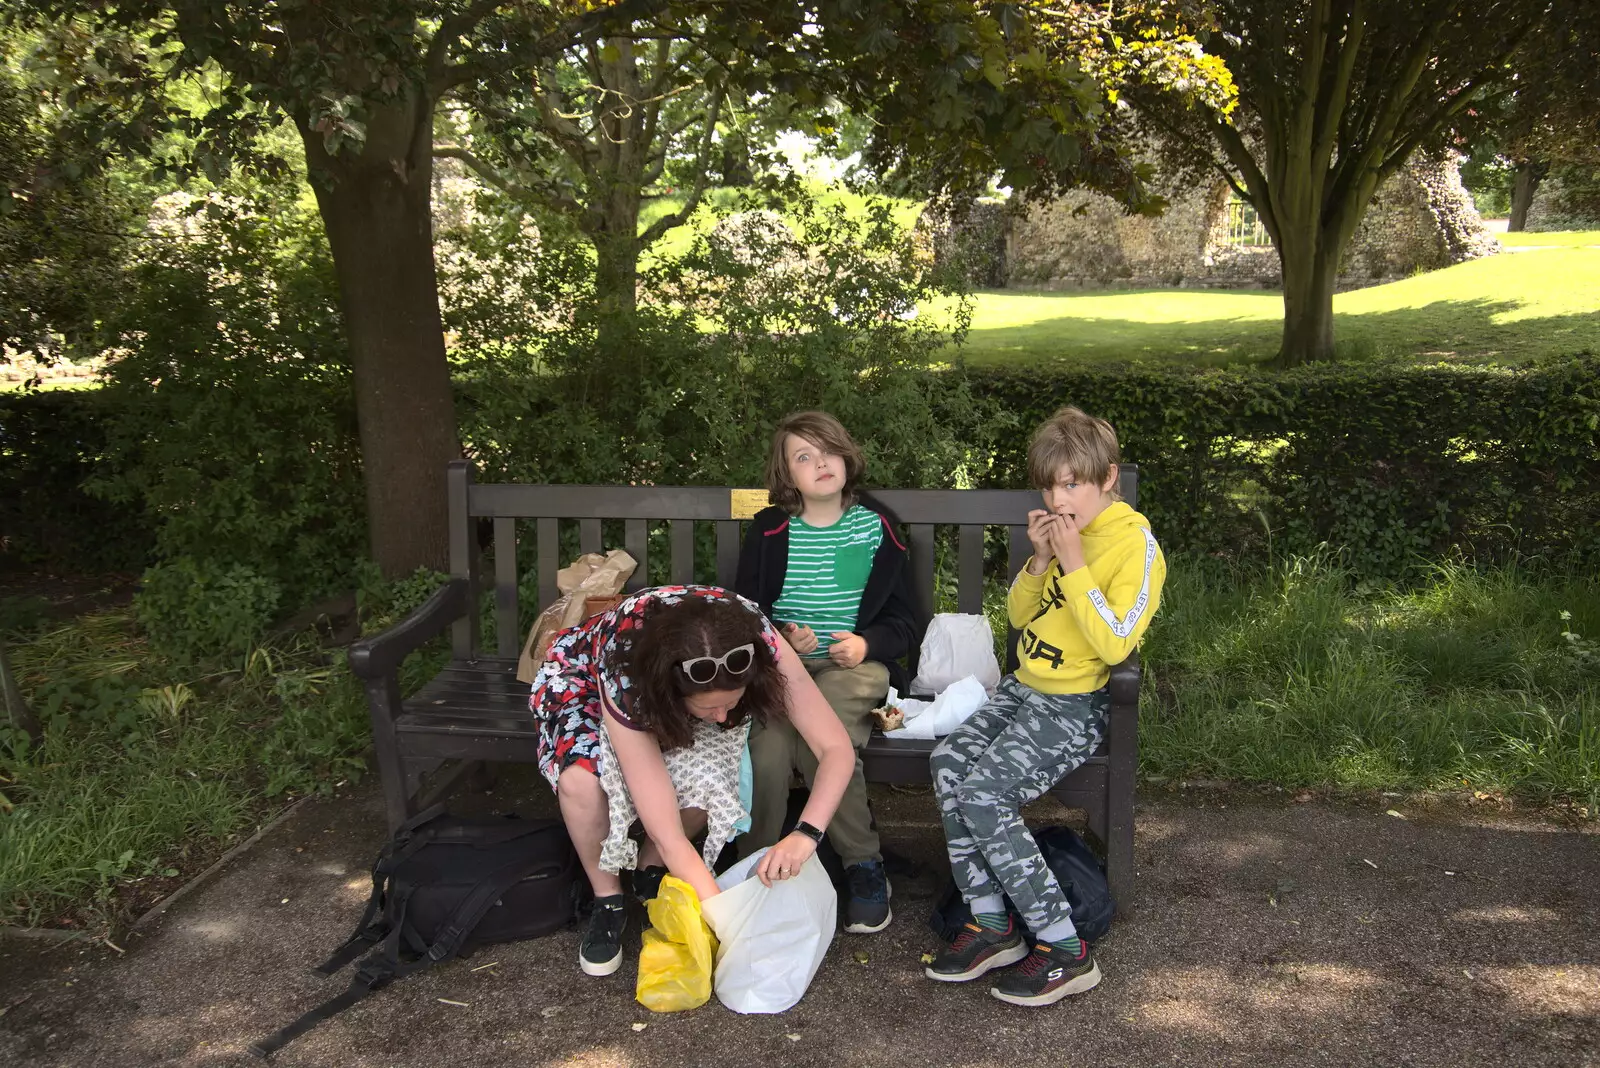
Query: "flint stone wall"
1526 176 1600 231
939 153 1495 291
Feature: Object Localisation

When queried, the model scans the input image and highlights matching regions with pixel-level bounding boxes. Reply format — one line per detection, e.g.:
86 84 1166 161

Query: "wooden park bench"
348 461 1142 904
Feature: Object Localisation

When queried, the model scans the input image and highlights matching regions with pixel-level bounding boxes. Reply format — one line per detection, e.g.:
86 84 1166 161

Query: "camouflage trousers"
930 675 1109 937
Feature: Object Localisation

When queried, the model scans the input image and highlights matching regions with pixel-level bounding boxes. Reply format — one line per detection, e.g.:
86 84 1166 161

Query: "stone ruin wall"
1525 175 1600 231
942 153 1497 291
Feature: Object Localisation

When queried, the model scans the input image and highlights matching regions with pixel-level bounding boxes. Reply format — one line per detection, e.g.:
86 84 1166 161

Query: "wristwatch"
792 821 826 844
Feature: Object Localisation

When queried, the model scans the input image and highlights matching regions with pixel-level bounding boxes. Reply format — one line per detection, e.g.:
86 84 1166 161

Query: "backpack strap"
312 839 400 976
255 821 567 1057
417 820 548 847
311 807 474 976
253 892 426 1059
394 801 448 838
422 855 567 964
251 950 435 1058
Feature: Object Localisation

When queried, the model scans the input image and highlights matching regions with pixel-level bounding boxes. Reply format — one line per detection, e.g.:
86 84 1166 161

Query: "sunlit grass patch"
1496 230 1600 248
955 244 1600 366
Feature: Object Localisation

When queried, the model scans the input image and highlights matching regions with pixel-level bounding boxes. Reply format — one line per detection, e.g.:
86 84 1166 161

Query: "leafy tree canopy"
5 0 1234 576
1129 0 1598 364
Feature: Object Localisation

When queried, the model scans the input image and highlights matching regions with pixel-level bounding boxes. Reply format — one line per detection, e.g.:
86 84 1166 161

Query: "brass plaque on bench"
729 488 768 519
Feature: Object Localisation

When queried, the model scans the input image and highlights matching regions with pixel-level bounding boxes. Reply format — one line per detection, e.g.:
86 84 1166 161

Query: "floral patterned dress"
528 584 780 872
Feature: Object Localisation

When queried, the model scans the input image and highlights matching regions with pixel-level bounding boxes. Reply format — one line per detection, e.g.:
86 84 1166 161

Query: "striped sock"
1046 935 1085 958
973 911 1012 933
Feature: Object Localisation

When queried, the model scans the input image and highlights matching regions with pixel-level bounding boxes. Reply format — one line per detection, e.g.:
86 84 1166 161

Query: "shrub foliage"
967 356 1600 576
451 191 976 494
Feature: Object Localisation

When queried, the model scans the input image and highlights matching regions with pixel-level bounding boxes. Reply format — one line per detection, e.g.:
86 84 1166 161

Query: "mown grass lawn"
1496 229 1600 248
956 244 1600 366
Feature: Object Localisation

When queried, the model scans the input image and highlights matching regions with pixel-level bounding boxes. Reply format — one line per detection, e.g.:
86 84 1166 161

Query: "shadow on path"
3 781 1596 1068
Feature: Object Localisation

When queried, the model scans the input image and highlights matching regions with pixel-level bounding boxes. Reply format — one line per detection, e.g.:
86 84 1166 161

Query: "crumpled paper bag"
516 549 637 682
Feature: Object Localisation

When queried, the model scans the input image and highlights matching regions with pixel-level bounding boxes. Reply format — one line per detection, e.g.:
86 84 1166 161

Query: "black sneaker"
924 917 1027 982
844 860 893 934
579 895 628 977
631 865 668 902
990 941 1102 1006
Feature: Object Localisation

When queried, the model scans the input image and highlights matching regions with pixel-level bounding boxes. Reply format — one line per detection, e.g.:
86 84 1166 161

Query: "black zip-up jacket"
734 493 925 692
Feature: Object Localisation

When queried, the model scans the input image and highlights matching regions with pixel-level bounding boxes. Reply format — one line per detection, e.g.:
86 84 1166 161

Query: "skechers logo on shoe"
1047 968 1064 981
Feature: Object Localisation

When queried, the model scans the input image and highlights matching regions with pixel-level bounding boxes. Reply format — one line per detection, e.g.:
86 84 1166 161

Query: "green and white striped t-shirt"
773 504 884 658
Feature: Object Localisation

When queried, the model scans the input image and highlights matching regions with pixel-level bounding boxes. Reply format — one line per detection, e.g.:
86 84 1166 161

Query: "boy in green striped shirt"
736 411 923 934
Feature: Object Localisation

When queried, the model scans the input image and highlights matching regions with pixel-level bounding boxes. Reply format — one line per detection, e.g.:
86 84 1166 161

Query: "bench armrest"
348 578 471 680
1108 650 1141 709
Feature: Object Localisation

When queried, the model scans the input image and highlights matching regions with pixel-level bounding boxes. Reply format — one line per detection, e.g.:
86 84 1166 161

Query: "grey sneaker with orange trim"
989 940 1102 1006
923 915 1028 982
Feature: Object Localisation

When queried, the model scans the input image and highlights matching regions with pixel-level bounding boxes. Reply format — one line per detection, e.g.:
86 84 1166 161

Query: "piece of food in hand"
870 705 904 732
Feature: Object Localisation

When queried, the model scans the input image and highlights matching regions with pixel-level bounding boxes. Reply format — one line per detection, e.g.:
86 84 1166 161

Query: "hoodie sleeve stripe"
1084 527 1159 638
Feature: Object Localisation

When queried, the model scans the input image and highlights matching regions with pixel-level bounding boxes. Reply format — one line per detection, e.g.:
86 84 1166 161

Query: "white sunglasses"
679 643 756 684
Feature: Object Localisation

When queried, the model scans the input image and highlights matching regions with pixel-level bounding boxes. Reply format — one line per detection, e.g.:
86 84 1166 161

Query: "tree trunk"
0 636 41 749
719 132 754 186
300 96 459 578
595 229 640 320
1508 162 1545 232
1276 236 1339 366
588 37 648 356
593 230 640 356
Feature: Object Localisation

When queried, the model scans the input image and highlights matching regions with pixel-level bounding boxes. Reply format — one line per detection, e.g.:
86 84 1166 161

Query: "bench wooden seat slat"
349 462 1144 908
400 711 540 735
404 690 531 714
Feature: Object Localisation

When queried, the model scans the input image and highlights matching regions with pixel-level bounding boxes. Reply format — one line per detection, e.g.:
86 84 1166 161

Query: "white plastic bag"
908 613 1001 696
699 848 836 1014
891 675 989 740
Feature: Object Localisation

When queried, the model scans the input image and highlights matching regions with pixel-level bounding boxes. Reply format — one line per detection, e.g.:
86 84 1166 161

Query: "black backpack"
927 825 1115 944
251 804 585 1059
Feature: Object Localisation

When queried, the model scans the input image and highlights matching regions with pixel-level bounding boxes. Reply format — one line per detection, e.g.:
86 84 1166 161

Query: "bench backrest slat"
448 461 480 659
536 517 560 614
494 516 519 658
624 520 650 592
670 519 695 585
907 523 937 620
715 521 741 588
475 483 738 518
579 517 603 556
958 524 985 615
447 462 1138 667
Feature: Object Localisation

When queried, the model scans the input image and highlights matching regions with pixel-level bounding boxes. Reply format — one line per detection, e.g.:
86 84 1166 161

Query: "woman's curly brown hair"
608 593 788 751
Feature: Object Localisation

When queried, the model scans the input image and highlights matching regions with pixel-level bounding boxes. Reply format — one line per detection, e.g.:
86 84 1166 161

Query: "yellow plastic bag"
635 875 718 1012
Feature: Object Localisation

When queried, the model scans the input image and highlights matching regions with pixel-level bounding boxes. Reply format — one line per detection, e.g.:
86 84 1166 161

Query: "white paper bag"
891 675 989 740
908 613 1001 696
699 849 836 1014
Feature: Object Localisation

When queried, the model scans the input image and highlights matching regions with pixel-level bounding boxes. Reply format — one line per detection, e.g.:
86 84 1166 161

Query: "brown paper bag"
516 549 638 682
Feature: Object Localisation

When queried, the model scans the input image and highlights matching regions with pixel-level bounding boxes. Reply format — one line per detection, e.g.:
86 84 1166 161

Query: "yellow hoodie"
1007 501 1166 695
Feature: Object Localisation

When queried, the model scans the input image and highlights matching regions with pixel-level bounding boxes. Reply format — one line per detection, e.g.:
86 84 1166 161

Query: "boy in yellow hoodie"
925 406 1165 1007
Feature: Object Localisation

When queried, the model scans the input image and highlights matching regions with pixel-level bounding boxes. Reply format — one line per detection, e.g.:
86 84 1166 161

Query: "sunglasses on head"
679 643 756 684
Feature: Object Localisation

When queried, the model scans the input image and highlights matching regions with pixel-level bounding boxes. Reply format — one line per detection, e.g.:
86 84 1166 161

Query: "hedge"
966 355 1600 575
4 354 1597 584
